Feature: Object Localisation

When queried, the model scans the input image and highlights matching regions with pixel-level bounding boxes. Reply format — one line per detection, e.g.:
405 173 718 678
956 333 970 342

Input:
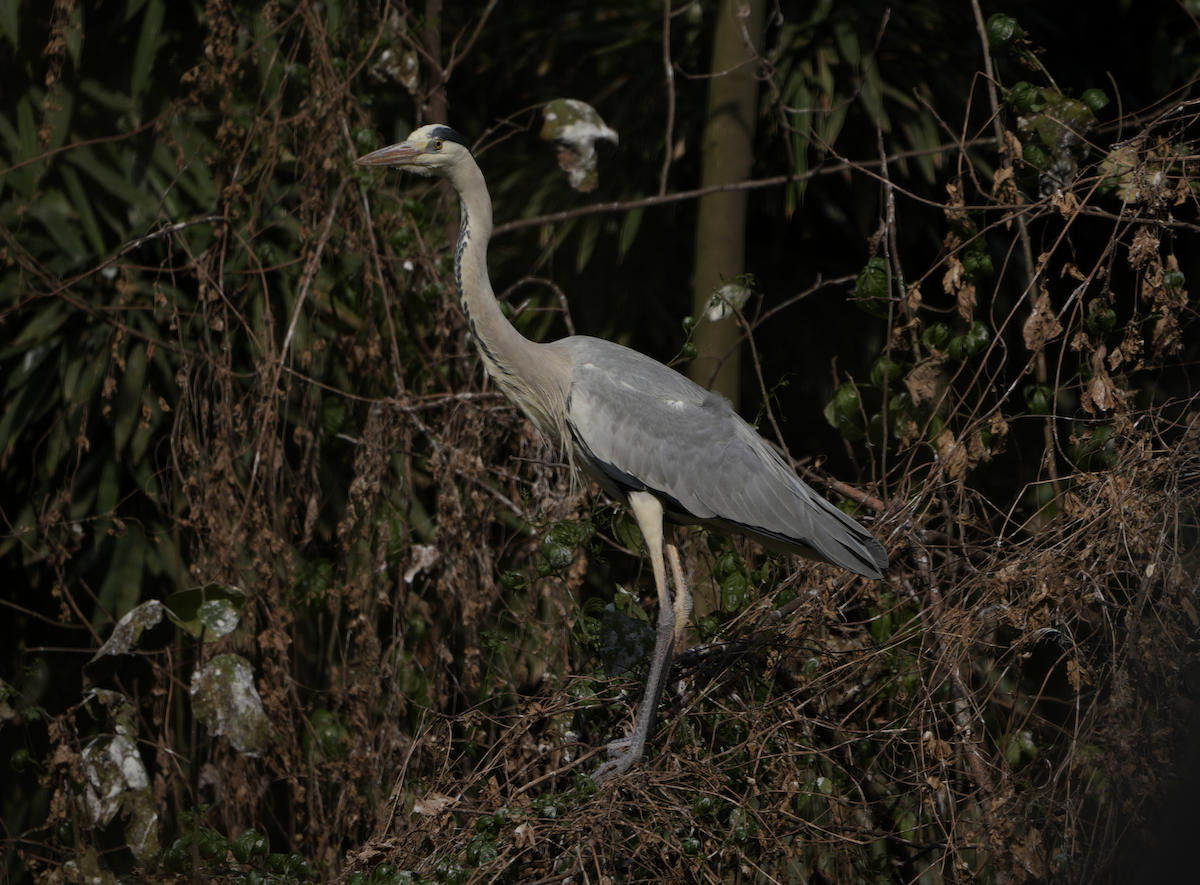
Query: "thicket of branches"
2 2 1198 884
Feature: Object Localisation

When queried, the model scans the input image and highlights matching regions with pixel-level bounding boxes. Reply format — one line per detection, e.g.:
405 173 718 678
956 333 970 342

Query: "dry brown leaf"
944 177 967 226
922 731 953 762
943 436 969 482
992 165 1022 229
513 822 536 849
957 279 977 323
413 793 457 816
1151 313 1181 357
992 165 1018 204
1067 659 1091 691
942 254 963 296
1003 128 1023 162
1128 226 1159 269
967 429 988 465
931 430 965 482
1012 828 1047 880
990 413 1010 456
1051 189 1079 218
941 245 977 323
1022 289 1063 352
1109 332 1144 372
1082 344 1127 414
904 354 948 407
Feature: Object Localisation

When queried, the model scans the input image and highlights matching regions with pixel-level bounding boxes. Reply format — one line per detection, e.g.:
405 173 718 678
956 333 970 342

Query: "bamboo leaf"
325 0 345 36
0 375 53 458
2 338 58 394
9 300 66 352
96 459 119 517
0 501 33 560
151 139 215 207
62 353 84 404
153 532 182 586
78 78 136 114
114 343 147 453
66 144 156 227
576 215 600 273
65 1 83 67
0 109 20 156
61 165 106 255
130 389 154 464
29 189 90 268
123 0 152 21
45 410 75 477
16 95 37 162
833 20 860 65
72 349 107 405
42 85 74 154
860 61 887 133
0 0 17 51
130 0 165 104
617 206 643 263
98 524 146 624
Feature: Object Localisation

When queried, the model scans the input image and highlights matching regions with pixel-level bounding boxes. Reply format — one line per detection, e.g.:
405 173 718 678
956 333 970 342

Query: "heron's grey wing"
562 338 887 578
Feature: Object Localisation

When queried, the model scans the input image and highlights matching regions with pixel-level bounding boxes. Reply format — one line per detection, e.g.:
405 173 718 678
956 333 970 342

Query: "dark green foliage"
2 3 1199 885
986 14 1024 51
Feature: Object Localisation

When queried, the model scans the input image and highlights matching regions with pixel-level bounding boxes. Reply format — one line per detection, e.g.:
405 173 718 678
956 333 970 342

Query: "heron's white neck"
448 157 567 440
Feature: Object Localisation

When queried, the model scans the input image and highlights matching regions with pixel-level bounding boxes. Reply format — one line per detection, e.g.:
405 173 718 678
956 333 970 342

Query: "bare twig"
657 0 677 197
492 137 998 236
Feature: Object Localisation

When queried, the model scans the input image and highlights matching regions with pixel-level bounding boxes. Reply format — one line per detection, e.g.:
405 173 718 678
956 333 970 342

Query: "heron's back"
559 337 887 578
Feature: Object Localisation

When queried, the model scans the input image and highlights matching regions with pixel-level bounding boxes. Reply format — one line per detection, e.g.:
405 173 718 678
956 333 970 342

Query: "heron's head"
355 124 470 177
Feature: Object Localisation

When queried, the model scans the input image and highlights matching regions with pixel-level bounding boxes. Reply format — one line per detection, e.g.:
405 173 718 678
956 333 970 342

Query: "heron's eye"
433 138 443 151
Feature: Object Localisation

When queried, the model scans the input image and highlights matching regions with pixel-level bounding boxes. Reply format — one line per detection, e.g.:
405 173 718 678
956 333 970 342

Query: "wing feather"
562 337 887 578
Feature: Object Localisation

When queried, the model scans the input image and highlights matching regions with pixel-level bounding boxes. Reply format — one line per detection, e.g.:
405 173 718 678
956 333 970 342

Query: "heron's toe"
604 736 633 755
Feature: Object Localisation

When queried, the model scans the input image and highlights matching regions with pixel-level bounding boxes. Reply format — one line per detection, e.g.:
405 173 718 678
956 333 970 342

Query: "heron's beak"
355 141 422 168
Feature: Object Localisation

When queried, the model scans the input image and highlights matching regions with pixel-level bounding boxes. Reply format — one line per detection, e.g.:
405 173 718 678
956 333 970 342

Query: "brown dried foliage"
9 6 1200 885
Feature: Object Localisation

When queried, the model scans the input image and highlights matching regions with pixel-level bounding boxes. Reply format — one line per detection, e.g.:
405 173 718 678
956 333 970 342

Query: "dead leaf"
944 178 967 226
1012 828 1047 880
990 413 1009 456
514 822 536 849
904 355 948 408
1181 595 1198 626
1082 345 1126 414
956 279 977 323
404 544 441 584
922 731 953 762
413 793 457 816
1051 189 1079 218
1128 226 1159 270
992 165 1022 227
942 254 963 296
1022 289 1063 353
942 250 977 322
1067 659 1091 691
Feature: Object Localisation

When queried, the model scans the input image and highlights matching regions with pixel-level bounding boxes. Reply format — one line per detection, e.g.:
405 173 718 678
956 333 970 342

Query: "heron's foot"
591 736 643 785
604 735 633 753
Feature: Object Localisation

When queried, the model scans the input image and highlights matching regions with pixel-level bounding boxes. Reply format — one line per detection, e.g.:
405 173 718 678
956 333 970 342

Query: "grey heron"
356 125 888 785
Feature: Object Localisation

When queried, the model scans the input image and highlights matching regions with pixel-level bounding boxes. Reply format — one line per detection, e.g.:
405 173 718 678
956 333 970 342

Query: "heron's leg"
666 542 691 650
592 491 676 785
